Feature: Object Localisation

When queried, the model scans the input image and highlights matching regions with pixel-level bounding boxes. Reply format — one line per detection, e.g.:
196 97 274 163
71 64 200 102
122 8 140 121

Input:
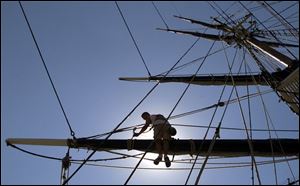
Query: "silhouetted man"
133 112 172 167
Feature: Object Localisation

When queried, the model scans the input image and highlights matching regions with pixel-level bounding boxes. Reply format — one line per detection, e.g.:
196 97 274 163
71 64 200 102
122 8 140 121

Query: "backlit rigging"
10 1 298 185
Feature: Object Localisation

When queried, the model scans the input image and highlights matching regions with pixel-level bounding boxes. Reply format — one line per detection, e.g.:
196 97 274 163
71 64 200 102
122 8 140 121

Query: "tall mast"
120 13 299 115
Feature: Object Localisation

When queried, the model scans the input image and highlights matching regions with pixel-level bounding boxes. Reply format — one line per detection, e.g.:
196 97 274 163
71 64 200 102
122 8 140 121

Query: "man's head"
141 112 150 120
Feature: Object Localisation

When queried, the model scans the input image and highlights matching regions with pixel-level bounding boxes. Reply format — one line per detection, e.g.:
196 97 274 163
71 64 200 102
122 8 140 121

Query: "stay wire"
7 143 62 161
83 88 283 140
155 45 231 76
243 60 297 181
107 150 299 165
245 49 279 185
64 19 200 186
8 139 298 181
63 70 159 184
8 140 298 169
259 2 298 28
184 41 230 185
84 118 298 141
265 107 297 181
110 150 299 166
243 48 255 185
269 12 299 30
222 43 262 185
210 1 236 25
184 74 226 184
170 1 182 17
72 157 299 171
152 1 169 29
262 1 299 40
238 1 298 61
124 38 201 185
7 141 145 163
16 2 297 183
115 1 152 77
18 1 76 139
207 2 233 26
192 47 240 185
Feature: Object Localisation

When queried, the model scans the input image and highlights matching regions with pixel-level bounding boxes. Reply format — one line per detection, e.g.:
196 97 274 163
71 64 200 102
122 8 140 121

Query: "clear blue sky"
1 1 299 185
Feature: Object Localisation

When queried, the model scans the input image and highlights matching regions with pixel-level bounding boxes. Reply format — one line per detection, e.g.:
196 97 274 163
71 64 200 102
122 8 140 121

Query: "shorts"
153 119 171 140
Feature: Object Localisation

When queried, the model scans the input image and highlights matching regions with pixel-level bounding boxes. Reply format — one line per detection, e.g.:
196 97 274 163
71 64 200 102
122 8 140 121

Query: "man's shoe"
154 156 162 165
164 156 171 167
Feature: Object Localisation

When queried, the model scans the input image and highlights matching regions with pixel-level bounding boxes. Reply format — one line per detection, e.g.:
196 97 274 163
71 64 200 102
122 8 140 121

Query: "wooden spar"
119 65 296 86
159 25 296 68
173 15 231 32
119 74 268 85
121 19 300 114
6 138 69 146
245 37 294 67
120 74 269 85
6 138 299 157
119 69 299 114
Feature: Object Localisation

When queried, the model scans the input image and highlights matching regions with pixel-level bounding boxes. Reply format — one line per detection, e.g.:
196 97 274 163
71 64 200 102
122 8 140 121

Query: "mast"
120 14 299 115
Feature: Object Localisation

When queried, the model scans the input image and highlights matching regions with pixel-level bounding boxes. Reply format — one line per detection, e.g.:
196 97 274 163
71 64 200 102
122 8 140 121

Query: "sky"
1 1 299 185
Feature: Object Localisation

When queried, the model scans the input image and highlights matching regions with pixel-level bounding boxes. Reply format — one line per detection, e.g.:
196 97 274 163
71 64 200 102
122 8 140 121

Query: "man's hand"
133 132 139 137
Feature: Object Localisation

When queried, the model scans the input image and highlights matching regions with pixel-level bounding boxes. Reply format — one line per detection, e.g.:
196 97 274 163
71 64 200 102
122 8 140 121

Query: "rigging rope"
83 120 298 140
155 45 231 76
70 157 299 171
170 2 182 17
184 63 230 184
243 60 297 181
18 1 76 139
63 69 160 184
185 44 236 186
106 149 299 165
244 53 280 184
8 140 298 168
261 1 299 40
259 2 298 29
238 1 298 61
243 47 255 185
266 110 297 181
251 64 279 184
124 38 201 185
7 143 62 161
14 2 298 185
152 1 169 29
191 46 240 185
170 89 272 120
7 142 145 162
80 87 294 140
248 1 281 13
207 2 233 26
222 42 262 185
81 117 298 141
115 1 152 77
210 1 237 26
64 6 201 184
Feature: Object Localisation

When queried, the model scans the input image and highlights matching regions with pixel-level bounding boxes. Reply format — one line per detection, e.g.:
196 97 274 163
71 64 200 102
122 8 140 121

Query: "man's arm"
134 120 150 137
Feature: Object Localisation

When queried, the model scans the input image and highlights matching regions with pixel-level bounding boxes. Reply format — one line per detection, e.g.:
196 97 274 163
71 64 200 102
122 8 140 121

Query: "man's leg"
155 139 163 157
154 139 163 165
163 139 171 167
162 124 172 167
162 139 169 157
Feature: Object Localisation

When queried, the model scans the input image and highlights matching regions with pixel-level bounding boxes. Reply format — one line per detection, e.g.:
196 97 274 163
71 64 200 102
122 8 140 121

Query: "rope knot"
62 152 71 169
217 101 225 107
215 124 221 139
